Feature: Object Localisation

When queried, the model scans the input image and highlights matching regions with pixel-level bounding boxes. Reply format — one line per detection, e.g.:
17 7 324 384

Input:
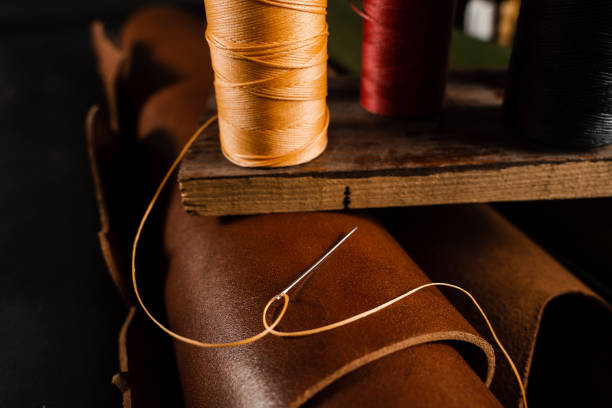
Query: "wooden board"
179 74 612 216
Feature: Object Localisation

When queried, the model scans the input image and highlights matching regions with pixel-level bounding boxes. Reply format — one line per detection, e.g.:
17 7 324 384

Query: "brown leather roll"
120 5 213 90
132 56 500 408
162 196 499 407
90 21 124 132
119 5 213 117
88 90 503 407
89 4 215 306
138 80 213 155
87 105 185 408
90 5 213 132
303 342 497 408
498 199 612 302
381 204 612 407
89 5 503 407
112 306 185 408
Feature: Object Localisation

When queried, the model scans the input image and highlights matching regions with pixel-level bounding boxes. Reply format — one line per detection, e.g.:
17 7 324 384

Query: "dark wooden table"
180 75 612 216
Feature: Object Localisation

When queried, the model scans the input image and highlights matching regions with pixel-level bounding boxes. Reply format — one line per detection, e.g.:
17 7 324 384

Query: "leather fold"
498 199 612 301
162 198 499 407
382 204 612 407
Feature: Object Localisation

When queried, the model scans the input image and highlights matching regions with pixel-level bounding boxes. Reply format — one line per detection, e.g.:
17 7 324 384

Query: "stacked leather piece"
498 199 612 302
381 205 612 407
88 5 612 407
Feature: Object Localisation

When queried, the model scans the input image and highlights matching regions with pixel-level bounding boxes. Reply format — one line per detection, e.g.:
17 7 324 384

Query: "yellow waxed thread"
203 0 330 167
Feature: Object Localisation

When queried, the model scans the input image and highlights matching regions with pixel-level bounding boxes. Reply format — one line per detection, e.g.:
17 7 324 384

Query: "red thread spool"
358 0 456 117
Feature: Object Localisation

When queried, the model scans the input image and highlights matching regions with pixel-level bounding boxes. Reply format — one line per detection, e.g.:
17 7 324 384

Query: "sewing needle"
276 226 358 300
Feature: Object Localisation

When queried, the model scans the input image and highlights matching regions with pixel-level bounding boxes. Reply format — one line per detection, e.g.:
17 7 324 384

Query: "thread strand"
204 0 329 167
132 115 289 348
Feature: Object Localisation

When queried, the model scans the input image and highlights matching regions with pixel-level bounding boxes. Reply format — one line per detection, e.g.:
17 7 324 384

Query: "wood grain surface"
179 74 612 216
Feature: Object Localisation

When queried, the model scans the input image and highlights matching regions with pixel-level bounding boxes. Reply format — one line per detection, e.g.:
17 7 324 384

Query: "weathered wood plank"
179 75 612 216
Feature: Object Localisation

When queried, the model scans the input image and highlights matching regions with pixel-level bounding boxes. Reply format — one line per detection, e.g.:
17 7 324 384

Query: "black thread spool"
505 0 612 147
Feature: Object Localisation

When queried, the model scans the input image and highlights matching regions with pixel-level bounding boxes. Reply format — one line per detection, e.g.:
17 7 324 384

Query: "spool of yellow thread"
204 0 329 167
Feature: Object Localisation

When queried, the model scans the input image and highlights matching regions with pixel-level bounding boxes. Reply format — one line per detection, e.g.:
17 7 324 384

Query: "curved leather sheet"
87 105 187 408
90 5 213 133
86 105 132 304
89 5 214 306
90 22 124 132
382 205 612 407
162 195 498 408
498 199 612 301
113 307 185 408
119 5 214 117
138 79 214 175
303 342 498 408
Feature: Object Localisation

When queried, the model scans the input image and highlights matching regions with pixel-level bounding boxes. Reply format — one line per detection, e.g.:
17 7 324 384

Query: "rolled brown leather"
303 342 498 408
498 199 612 301
138 79 213 170
120 5 214 92
88 105 186 408
162 195 499 408
90 5 213 132
119 5 213 118
381 205 612 407
89 90 503 407
90 21 124 132
112 306 185 408
89 5 504 407
88 5 214 304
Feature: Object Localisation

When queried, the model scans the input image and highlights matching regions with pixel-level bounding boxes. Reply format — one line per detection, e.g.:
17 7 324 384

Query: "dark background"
0 1 199 407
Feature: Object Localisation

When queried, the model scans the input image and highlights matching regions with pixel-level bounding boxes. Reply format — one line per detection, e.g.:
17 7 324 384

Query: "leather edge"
291 330 496 408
